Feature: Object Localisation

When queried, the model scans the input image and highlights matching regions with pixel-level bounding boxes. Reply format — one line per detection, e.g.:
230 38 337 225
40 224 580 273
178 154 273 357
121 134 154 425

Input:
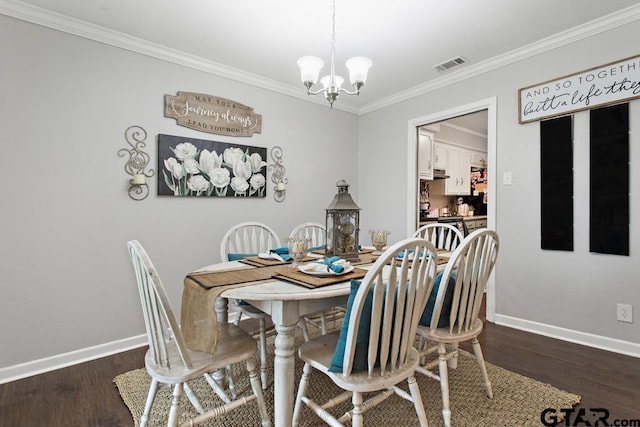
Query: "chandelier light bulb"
346 57 372 85
297 56 324 86
320 75 344 91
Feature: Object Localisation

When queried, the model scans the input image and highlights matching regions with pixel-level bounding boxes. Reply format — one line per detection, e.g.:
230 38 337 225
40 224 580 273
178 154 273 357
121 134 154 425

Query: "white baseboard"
494 314 640 358
0 334 147 385
3 317 639 384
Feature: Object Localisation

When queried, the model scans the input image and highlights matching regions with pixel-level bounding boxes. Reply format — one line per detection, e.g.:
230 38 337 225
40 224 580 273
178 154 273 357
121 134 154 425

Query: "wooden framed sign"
518 54 640 124
165 92 262 137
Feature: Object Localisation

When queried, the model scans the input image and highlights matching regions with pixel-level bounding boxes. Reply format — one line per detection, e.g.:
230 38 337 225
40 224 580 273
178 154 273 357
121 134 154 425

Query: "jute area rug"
115 328 580 426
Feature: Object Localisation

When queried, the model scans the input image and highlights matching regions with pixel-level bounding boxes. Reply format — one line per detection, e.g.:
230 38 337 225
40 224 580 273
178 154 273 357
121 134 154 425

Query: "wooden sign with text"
518 55 640 124
164 92 262 137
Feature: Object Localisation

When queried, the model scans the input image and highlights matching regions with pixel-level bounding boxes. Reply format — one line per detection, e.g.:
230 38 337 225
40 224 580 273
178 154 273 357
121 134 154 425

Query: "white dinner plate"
298 264 354 277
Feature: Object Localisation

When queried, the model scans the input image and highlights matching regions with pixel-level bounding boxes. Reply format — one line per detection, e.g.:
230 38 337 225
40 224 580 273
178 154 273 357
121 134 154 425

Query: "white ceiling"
3 0 640 114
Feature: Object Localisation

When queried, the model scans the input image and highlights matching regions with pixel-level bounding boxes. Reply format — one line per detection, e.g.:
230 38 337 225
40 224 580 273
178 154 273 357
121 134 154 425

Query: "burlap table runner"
181 264 288 354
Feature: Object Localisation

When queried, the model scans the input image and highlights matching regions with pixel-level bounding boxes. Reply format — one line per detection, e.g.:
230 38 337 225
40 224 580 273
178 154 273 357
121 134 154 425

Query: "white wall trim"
0 334 147 385
359 4 640 114
2 0 639 116
494 314 640 359
0 0 359 114
441 122 488 139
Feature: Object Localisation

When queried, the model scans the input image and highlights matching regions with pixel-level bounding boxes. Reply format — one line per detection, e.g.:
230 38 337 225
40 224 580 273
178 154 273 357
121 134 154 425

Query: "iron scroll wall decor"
118 126 155 201
269 146 287 202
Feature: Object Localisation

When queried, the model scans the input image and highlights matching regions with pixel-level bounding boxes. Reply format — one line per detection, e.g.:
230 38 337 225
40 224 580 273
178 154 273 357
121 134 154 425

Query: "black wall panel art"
589 103 629 255
157 134 267 197
540 116 574 251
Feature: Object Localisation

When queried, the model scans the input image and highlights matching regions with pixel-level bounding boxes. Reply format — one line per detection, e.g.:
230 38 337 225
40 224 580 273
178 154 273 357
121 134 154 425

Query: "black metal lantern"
325 179 361 261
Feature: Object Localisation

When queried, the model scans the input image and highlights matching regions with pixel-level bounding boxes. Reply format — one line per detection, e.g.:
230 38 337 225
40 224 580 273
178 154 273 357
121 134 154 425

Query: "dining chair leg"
203 372 231 404
167 383 183 427
407 375 429 427
472 337 493 398
298 319 310 342
351 391 364 427
225 366 238 399
258 318 268 389
447 342 459 369
246 357 272 427
292 362 311 426
438 343 452 427
183 382 204 414
320 313 327 335
140 378 159 427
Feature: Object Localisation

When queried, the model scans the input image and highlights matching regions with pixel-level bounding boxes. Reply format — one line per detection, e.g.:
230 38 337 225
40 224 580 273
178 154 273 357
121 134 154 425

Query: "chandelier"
297 0 372 108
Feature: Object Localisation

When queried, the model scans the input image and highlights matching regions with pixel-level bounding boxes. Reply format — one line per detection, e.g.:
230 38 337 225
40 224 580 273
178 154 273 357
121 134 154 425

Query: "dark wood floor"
1 316 638 426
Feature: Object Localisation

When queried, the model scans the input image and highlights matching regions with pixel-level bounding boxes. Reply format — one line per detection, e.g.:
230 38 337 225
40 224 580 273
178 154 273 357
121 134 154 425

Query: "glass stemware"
287 237 309 269
369 229 390 255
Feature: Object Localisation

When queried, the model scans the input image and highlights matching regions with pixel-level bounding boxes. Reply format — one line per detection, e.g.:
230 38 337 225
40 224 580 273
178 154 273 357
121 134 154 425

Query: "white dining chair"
289 221 326 248
288 222 343 338
413 222 464 252
292 237 439 427
219 221 281 261
220 221 281 390
414 229 499 427
127 240 271 427
413 222 466 361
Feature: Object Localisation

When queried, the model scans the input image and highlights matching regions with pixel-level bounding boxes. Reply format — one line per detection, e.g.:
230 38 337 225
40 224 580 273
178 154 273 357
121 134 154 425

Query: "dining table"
182 249 450 427
183 252 377 427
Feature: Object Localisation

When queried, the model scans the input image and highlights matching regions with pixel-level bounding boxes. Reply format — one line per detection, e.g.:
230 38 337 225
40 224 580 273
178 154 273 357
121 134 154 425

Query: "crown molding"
2 0 639 116
358 3 640 114
441 122 487 139
0 0 360 114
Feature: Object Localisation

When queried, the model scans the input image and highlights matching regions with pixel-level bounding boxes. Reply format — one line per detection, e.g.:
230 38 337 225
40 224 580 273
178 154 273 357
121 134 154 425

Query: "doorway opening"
407 97 497 321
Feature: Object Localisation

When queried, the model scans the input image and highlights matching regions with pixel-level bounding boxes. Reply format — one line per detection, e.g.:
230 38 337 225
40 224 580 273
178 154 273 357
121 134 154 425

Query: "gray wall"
357 20 640 354
0 15 358 377
2 12 640 382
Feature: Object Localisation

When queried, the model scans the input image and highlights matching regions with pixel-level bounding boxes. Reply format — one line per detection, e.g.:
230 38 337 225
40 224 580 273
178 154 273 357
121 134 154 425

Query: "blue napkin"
396 249 414 259
319 256 341 265
330 263 345 274
396 249 427 260
269 247 291 261
314 256 344 273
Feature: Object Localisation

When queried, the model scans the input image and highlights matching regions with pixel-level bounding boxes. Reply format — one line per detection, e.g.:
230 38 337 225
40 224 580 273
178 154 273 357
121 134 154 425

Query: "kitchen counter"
419 215 487 227
419 215 488 234
462 215 487 221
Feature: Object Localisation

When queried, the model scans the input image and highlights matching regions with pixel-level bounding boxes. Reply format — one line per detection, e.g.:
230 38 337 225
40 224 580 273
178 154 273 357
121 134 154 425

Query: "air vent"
433 56 467 72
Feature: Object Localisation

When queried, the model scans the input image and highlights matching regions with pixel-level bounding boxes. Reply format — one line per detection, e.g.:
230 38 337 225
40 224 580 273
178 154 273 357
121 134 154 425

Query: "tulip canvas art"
157 134 267 197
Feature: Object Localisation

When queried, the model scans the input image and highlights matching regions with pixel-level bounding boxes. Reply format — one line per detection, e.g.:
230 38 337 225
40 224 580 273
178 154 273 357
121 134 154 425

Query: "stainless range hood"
433 168 450 179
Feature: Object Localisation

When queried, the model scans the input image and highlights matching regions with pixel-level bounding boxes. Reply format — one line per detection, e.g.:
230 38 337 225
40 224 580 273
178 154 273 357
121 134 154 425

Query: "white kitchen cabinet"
433 143 448 170
470 150 487 168
445 145 471 195
418 130 434 180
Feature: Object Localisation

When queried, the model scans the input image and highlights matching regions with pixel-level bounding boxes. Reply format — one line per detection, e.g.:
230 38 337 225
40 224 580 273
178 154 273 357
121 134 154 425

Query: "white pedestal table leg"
271 301 300 427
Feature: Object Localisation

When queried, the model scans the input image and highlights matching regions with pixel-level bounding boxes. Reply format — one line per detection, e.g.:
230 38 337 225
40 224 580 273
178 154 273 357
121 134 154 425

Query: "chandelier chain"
330 0 336 87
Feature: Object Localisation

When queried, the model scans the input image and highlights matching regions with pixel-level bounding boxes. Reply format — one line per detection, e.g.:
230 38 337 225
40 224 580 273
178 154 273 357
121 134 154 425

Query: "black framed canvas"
540 115 574 251
157 134 267 197
590 103 629 255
